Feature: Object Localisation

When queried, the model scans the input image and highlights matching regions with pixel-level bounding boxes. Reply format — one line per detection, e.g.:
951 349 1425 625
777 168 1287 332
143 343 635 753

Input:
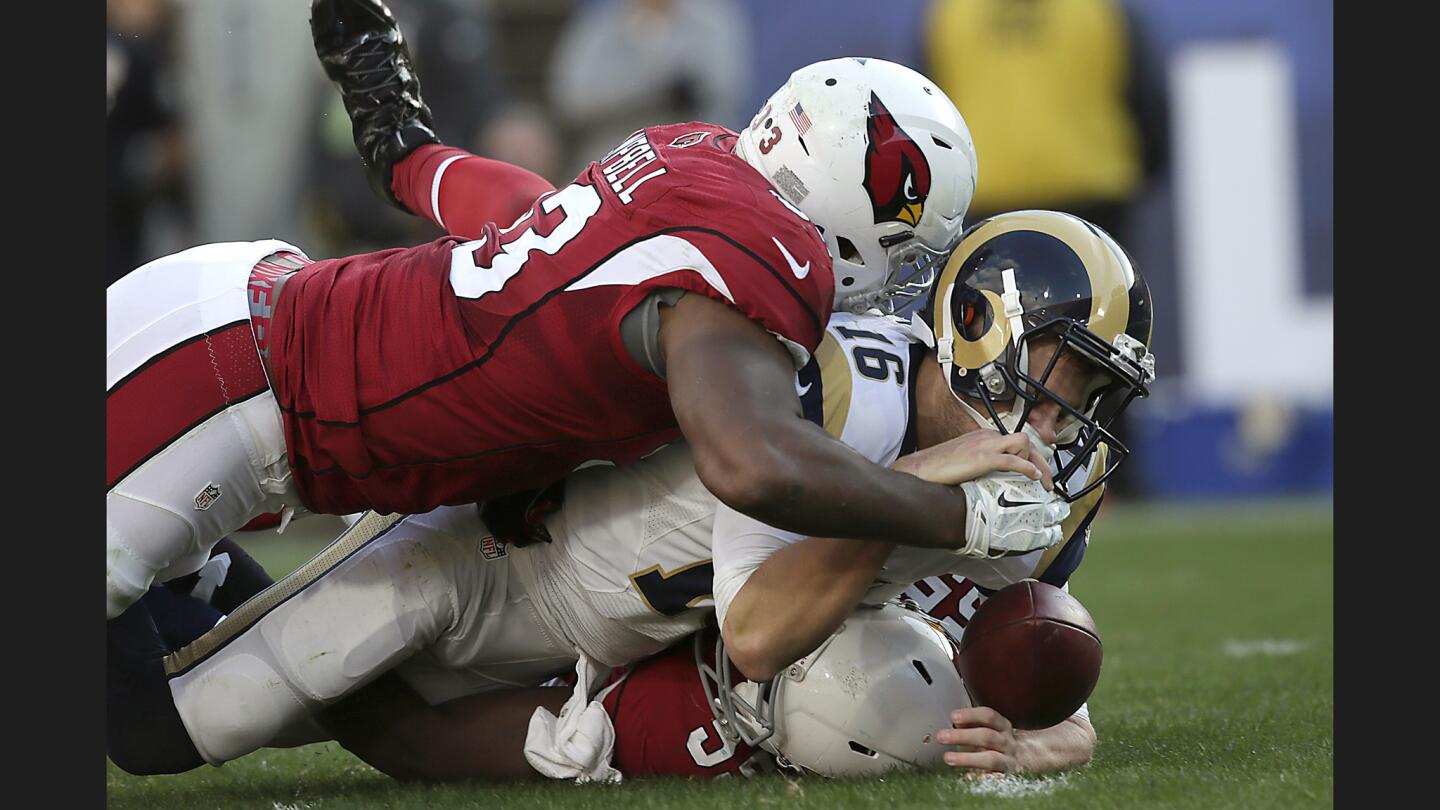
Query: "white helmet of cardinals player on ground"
699 601 971 776
736 57 978 314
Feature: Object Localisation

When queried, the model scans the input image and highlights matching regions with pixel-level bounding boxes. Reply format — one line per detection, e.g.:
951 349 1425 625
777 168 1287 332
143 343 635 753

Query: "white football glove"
956 474 1071 559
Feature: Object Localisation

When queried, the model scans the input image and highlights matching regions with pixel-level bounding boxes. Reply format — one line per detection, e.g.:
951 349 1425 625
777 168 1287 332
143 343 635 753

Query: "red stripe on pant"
107 322 270 489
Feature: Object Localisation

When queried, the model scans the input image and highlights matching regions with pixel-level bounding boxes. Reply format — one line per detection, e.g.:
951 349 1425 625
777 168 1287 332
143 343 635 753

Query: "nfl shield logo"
194 483 222 511
480 535 508 560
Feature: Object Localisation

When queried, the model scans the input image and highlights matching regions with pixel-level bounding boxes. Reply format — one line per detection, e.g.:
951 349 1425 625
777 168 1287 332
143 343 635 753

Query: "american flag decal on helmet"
789 102 812 136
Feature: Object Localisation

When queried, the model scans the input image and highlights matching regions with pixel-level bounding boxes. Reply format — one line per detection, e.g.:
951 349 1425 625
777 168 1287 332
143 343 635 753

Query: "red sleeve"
390 145 557 239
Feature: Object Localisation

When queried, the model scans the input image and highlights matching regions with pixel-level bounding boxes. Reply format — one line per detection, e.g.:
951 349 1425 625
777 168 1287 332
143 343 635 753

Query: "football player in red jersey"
105 0 1060 630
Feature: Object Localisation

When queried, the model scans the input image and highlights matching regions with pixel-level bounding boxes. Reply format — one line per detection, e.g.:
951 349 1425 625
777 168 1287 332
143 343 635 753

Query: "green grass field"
107 499 1333 809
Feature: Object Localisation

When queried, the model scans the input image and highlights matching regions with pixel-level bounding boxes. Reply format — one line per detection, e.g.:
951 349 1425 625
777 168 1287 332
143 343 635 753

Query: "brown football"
956 579 1102 730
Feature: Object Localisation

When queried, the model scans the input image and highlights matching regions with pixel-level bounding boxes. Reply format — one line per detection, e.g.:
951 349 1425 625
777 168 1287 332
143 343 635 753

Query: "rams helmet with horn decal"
912 210 1156 501
736 57 976 315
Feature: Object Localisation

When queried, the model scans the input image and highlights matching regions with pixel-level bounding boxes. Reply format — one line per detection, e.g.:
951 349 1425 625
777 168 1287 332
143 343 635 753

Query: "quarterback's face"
1017 338 1120 446
960 338 1117 447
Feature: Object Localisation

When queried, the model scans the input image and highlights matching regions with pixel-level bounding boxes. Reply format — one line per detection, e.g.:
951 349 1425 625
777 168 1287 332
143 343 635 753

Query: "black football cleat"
311 0 440 208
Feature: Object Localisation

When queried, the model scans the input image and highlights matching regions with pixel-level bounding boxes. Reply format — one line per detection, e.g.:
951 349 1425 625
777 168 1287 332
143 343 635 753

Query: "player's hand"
954 473 1069 558
937 707 1021 774
892 430 1053 491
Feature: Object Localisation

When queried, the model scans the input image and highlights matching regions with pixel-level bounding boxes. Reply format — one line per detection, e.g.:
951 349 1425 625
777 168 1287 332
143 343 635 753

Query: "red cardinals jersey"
269 124 833 515
601 633 765 779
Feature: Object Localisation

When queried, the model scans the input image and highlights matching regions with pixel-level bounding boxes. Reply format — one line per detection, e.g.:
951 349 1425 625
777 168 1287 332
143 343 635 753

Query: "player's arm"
938 706 1096 775
319 672 568 782
718 534 892 681
1016 713 1097 773
660 293 1048 549
710 425 1057 681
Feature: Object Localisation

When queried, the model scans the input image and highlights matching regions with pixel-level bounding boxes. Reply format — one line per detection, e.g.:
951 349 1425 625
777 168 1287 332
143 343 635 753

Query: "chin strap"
969 269 1029 432
1000 268 1027 347
992 268 1030 421
914 277 959 389
914 268 1037 434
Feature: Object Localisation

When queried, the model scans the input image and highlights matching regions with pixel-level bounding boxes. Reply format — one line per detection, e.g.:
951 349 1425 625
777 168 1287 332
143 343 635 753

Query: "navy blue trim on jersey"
633 562 716 617
1037 494 1104 589
797 354 824 429
899 341 927 456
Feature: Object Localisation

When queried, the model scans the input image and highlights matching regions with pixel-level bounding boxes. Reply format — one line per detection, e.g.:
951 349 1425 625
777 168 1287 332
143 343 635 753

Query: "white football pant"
164 506 578 765
106 240 303 619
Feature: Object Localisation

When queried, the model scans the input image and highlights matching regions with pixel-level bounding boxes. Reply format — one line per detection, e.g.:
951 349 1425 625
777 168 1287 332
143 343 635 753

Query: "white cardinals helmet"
698 601 971 776
735 57 977 314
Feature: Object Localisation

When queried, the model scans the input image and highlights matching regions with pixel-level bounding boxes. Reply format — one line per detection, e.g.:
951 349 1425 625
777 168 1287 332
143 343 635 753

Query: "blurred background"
106 0 1332 504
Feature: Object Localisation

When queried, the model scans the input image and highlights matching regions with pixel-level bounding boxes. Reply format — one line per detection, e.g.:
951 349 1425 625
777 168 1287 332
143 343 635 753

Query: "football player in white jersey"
715 208 1154 684
108 210 1154 780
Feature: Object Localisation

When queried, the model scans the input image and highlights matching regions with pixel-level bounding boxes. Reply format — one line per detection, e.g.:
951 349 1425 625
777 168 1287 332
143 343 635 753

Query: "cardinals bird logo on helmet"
735 58 976 314
862 93 932 228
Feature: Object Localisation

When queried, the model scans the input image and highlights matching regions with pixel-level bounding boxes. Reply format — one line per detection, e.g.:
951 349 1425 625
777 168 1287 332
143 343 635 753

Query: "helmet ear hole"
841 277 855 287
957 288 993 340
837 236 864 264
